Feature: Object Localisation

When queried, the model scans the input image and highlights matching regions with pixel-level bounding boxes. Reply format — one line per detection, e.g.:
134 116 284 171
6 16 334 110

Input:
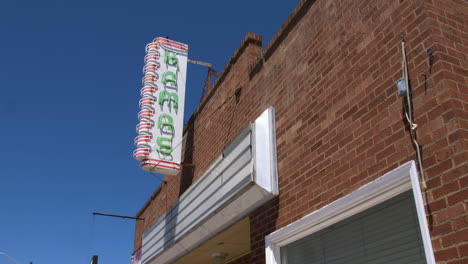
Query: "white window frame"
265 160 436 264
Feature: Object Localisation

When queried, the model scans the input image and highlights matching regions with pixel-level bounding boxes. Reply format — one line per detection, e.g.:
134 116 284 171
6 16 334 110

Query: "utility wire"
0 252 19 264
400 37 427 189
149 172 166 183
93 212 144 221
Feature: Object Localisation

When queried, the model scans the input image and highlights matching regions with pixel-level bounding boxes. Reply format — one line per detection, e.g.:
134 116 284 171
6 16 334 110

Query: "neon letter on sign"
133 37 188 175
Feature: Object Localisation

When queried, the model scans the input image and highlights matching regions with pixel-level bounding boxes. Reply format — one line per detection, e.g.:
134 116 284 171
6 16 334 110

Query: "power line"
92 212 145 221
0 252 19 264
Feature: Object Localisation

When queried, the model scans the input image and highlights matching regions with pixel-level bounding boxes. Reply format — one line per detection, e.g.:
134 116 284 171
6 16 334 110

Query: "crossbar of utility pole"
93 212 144 221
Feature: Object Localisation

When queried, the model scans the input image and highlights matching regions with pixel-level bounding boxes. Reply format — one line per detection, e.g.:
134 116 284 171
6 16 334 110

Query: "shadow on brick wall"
249 198 279 264
179 117 195 196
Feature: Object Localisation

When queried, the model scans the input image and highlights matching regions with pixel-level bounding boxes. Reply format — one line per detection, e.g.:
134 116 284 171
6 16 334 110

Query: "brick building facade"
133 0 467 263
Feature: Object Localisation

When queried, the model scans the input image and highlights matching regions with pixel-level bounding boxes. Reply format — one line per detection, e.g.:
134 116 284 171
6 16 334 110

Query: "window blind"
281 191 427 264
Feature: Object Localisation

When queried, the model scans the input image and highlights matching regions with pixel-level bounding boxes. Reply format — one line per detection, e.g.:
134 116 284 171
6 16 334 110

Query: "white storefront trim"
265 160 435 264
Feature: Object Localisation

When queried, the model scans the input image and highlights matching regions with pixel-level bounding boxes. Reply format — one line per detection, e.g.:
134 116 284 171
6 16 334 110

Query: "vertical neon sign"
134 38 188 175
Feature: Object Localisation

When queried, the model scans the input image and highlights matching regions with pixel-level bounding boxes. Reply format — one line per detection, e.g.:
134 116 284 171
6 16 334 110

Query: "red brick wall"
134 0 467 263
420 1 468 263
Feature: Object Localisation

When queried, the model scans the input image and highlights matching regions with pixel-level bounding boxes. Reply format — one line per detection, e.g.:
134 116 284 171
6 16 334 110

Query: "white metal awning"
142 107 278 264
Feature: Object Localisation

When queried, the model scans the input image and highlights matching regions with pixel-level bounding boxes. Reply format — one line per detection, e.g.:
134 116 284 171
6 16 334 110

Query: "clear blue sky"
0 1 298 264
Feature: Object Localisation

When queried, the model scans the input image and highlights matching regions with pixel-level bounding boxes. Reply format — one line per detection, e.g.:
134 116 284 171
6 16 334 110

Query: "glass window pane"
280 191 427 264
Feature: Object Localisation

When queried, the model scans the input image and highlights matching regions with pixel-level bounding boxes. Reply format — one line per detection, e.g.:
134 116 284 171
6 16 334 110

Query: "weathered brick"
447 190 468 205
435 203 466 224
434 246 459 261
442 228 468 248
